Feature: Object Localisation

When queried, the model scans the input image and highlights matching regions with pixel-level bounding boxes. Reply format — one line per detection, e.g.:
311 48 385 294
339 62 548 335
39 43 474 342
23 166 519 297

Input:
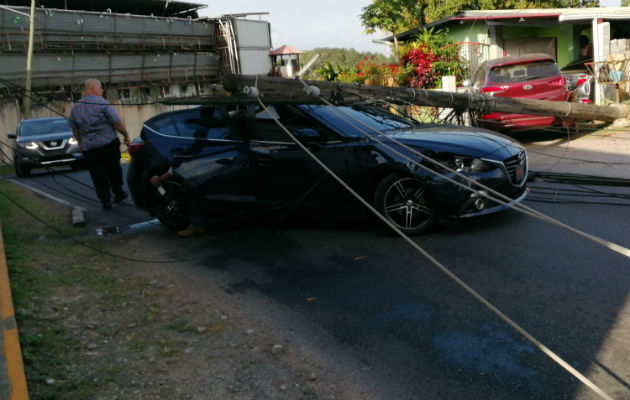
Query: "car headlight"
69 137 78 145
21 142 39 150
440 156 494 173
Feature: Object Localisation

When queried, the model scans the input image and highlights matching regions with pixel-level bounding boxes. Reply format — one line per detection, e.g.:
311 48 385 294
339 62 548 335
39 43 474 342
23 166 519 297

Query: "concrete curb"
0 224 29 399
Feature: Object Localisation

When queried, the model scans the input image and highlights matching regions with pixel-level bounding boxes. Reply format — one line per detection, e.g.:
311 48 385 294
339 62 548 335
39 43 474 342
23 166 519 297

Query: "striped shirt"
68 95 121 151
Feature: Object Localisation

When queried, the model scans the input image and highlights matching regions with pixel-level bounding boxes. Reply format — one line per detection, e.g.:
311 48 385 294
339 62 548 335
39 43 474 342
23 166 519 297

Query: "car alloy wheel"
151 179 191 231
374 173 436 235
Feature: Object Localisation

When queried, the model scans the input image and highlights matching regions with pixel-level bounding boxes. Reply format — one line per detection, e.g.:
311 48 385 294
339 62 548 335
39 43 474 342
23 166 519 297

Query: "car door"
248 105 363 212
148 106 255 206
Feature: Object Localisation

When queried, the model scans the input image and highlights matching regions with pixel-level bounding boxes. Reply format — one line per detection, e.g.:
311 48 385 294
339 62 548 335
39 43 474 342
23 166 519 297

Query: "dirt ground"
94 232 370 400
519 123 630 179
5 182 374 400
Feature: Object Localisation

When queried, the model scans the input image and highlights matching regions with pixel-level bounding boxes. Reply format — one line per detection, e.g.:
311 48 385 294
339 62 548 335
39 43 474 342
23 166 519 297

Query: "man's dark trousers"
83 139 124 204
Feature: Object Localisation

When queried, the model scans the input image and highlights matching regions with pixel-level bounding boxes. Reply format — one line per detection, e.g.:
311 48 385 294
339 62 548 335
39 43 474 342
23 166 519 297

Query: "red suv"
469 54 569 130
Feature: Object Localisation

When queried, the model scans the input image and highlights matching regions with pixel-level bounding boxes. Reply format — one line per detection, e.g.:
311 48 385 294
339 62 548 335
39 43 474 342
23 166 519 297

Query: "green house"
384 7 630 104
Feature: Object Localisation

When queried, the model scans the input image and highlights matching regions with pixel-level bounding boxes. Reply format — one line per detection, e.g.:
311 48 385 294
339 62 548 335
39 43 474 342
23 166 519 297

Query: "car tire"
71 160 86 170
14 159 30 177
150 179 192 231
374 173 437 235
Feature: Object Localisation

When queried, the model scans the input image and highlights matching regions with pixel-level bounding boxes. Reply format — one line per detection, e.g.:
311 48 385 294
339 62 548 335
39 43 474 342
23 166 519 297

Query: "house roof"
381 7 630 43
270 45 305 55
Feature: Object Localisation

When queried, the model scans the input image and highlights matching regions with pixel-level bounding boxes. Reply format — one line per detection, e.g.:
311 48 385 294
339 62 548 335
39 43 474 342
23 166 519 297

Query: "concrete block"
72 207 85 227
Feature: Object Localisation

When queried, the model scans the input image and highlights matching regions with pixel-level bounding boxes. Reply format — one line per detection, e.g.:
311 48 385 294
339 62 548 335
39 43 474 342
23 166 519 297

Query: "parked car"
561 57 595 104
468 53 570 130
8 116 84 177
127 103 528 235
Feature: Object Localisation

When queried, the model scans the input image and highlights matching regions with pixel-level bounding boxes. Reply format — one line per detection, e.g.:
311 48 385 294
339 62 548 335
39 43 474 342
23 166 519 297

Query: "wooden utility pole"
222 75 629 122
24 0 36 119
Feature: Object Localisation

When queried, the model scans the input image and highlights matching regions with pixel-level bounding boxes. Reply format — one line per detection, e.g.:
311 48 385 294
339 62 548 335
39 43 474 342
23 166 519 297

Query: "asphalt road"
4 154 630 399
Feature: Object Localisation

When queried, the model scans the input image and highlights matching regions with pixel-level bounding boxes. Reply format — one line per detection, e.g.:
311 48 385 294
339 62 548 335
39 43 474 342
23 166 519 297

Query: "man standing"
69 78 130 210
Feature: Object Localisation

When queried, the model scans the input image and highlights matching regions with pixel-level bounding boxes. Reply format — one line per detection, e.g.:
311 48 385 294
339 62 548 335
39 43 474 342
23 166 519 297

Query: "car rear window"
147 106 234 140
21 119 70 136
488 60 560 84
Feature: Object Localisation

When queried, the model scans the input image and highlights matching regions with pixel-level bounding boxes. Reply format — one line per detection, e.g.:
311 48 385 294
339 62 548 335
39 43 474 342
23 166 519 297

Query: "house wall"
0 90 194 165
447 22 596 67
447 23 490 46
502 24 575 67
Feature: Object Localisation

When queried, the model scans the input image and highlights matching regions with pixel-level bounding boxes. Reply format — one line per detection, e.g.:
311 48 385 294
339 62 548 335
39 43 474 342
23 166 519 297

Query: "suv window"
489 60 559 84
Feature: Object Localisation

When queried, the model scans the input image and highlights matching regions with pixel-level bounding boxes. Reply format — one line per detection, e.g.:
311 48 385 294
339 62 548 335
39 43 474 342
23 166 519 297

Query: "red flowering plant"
354 56 409 86
401 44 440 88
397 28 468 89
350 28 467 89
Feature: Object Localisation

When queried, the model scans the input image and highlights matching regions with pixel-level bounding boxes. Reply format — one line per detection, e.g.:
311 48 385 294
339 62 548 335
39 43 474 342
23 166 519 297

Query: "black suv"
8 116 84 177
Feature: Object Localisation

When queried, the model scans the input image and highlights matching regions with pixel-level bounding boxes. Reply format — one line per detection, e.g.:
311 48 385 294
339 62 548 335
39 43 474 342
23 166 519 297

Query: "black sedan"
8 116 84 177
127 103 528 235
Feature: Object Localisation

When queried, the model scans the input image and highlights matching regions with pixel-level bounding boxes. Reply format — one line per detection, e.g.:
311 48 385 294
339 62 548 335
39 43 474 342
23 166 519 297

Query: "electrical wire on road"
252 92 617 400
2 73 628 398
0 185 323 265
296 78 630 258
3 73 629 257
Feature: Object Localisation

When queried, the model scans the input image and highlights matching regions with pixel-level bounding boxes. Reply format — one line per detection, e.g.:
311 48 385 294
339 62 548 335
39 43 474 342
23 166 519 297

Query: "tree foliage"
309 29 467 90
300 48 392 80
360 0 600 28
424 0 600 22
360 0 426 54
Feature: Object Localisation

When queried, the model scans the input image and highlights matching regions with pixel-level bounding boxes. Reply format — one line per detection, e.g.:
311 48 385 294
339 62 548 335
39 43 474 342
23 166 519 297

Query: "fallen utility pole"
221 75 629 122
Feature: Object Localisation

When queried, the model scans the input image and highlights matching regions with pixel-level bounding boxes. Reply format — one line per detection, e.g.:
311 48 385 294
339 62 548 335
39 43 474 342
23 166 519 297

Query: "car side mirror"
294 128 321 142
8 133 16 139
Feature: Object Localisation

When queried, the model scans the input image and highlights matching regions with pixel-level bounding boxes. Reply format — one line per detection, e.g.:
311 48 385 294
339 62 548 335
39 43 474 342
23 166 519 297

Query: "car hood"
17 131 73 143
383 125 523 160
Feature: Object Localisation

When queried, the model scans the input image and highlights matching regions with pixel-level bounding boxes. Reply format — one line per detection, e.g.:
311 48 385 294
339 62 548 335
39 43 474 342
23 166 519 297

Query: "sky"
196 0 623 56
197 0 388 54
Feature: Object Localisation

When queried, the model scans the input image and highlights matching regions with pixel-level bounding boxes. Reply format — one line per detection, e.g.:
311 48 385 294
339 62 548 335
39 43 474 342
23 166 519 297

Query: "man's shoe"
102 202 112 210
114 192 128 204
177 225 206 238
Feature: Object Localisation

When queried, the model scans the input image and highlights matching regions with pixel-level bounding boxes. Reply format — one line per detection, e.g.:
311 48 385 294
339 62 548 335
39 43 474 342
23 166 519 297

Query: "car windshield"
21 119 70 136
304 105 414 138
489 60 560 83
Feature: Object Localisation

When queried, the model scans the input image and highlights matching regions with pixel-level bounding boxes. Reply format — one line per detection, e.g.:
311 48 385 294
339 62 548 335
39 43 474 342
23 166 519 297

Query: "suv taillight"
481 86 507 95
548 77 565 87
576 74 589 86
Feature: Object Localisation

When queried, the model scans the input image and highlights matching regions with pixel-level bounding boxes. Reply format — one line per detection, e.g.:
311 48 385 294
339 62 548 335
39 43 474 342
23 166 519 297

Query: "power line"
254 94 617 400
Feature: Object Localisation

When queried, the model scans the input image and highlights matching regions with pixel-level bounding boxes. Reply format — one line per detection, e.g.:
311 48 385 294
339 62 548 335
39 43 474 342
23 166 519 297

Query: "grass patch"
0 179 174 398
0 165 14 176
